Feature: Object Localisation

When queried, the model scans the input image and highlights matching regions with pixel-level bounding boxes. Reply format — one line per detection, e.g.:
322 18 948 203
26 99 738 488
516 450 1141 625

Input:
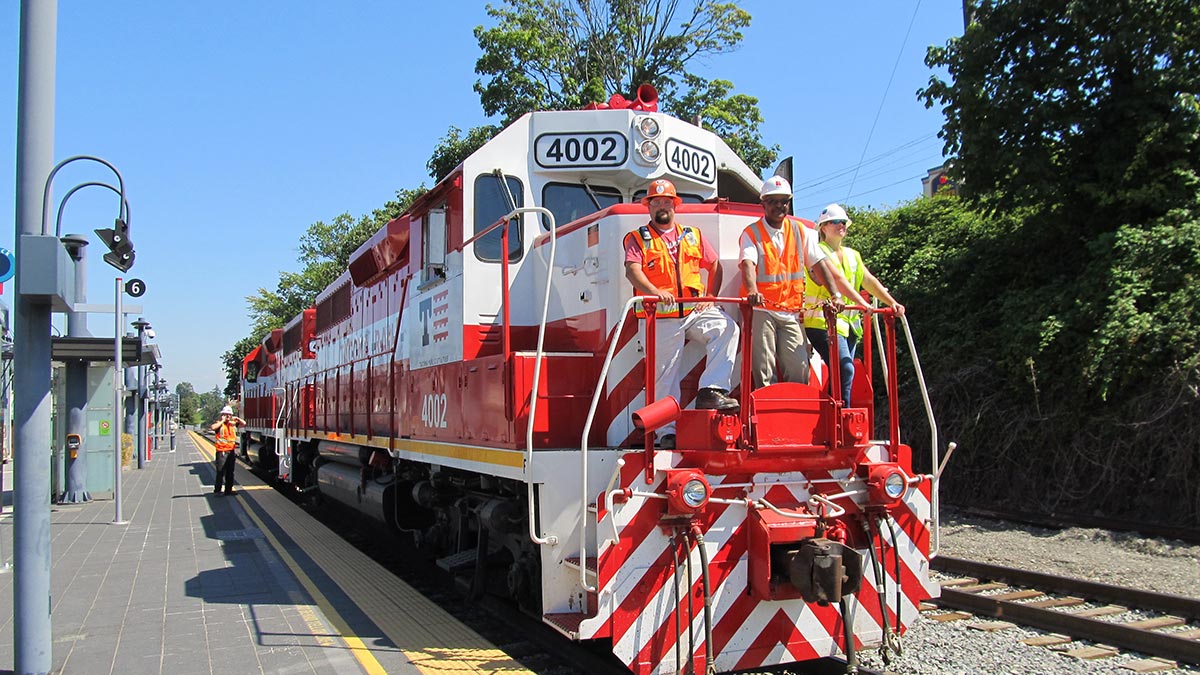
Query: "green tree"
427 124 502 182
666 74 777 173
196 386 227 426
175 382 199 426
920 0 1200 230
469 0 775 172
221 335 260 399
226 188 426 391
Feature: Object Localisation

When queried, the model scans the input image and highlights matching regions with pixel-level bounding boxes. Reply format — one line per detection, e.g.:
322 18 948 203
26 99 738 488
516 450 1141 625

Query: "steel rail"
933 556 1200 617
934 556 1200 665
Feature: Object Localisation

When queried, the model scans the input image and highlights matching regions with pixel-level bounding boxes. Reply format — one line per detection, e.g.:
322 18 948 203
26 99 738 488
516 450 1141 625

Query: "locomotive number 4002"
421 393 448 429
534 132 627 168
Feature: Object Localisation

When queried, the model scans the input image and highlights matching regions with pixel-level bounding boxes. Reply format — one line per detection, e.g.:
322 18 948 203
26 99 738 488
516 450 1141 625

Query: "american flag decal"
432 289 450 342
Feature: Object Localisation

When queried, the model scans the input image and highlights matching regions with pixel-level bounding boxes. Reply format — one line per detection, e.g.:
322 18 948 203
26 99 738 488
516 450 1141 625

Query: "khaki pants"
750 310 810 389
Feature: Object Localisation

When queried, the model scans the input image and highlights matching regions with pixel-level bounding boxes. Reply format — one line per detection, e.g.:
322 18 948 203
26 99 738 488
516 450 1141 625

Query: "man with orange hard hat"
624 179 739 450
739 177 870 389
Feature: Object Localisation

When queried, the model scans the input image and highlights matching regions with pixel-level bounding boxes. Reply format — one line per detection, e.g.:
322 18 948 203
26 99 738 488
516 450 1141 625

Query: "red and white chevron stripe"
583 452 935 675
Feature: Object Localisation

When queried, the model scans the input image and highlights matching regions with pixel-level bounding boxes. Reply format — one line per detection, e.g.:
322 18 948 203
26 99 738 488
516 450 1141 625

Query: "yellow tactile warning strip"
190 431 532 674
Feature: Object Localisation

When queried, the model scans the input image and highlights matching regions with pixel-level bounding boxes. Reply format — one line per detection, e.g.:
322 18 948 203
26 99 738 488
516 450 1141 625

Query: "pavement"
0 432 399 674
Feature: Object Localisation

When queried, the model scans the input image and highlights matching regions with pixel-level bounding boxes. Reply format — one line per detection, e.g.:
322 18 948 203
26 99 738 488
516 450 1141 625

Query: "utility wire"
793 133 938 193
845 0 925 200
796 174 925 216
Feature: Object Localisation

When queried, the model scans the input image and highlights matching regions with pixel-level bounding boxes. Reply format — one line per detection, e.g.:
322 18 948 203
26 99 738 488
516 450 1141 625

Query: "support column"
13 1 58 673
60 234 90 502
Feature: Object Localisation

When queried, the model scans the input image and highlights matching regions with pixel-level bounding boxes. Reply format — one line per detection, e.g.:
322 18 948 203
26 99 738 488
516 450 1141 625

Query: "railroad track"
932 555 1200 670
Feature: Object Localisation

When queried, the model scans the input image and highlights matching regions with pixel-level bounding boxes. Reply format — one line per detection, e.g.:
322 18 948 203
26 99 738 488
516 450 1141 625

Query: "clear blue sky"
1 1 964 396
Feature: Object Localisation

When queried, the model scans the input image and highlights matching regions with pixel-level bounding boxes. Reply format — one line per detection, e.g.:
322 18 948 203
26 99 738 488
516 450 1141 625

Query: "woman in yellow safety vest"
803 204 905 406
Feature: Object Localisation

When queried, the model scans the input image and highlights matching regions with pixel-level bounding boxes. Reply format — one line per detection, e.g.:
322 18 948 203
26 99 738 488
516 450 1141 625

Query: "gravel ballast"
851 507 1200 675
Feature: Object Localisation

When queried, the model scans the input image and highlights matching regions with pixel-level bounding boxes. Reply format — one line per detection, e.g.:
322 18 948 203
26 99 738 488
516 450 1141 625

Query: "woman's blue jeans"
805 328 859 406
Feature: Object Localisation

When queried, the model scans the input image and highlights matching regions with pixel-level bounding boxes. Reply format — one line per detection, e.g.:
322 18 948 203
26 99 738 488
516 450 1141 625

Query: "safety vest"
804 242 865 337
625 223 705 318
740 217 809 312
214 422 238 453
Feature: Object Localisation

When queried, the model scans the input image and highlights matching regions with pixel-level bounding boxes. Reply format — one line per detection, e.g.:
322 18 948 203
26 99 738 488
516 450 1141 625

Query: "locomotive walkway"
0 432 530 675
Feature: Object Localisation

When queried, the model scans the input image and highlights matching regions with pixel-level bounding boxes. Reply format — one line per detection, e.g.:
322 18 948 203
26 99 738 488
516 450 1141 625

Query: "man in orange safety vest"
624 179 739 450
209 405 245 495
739 177 869 389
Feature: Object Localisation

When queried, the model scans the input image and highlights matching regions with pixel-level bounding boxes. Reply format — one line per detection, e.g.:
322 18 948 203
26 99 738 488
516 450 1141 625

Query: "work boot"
696 387 739 412
658 433 676 450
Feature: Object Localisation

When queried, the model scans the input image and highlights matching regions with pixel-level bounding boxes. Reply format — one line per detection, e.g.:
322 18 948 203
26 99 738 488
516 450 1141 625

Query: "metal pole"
151 368 159 452
14 1 57 672
134 321 146 468
112 277 125 525
61 235 90 501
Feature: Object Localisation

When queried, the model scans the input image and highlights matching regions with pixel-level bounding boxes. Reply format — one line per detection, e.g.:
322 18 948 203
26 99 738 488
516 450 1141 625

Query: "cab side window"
474 174 523 263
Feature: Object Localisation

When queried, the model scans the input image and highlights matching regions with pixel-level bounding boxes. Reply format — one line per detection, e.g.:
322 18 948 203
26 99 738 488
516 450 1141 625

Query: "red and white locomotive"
240 86 941 675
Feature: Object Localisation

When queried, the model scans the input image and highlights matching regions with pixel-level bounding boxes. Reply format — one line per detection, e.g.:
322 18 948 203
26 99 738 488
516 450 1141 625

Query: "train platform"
0 431 530 675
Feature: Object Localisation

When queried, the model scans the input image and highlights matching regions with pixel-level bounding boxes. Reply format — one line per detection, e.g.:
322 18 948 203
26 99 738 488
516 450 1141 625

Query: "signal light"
95 217 135 271
103 250 135 273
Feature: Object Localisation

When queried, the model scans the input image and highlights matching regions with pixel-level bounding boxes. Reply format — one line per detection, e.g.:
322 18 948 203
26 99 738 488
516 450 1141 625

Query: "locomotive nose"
785 538 864 606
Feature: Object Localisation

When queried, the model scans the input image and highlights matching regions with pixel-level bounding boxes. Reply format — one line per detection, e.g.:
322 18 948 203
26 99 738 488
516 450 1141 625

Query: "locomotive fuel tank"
315 461 395 529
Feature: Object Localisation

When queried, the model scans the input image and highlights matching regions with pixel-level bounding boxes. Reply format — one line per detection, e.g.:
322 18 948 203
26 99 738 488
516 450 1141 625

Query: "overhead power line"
845 0 925 200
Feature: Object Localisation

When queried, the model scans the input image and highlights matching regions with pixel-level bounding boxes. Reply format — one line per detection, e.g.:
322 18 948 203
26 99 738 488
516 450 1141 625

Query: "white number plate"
421 393 448 429
665 139 716 184
535 132 627 168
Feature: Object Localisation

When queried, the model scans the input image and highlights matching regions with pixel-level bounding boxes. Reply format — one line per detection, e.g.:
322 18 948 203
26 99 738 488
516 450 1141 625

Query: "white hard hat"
220 405 233 415
760 176 792 198
818 203 850 225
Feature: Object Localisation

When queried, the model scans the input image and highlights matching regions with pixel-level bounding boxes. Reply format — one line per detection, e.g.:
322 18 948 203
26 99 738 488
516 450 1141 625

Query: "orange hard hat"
641 178 682 206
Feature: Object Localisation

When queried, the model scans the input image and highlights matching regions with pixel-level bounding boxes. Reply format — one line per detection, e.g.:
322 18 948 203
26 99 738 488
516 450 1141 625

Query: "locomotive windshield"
541 182 622 230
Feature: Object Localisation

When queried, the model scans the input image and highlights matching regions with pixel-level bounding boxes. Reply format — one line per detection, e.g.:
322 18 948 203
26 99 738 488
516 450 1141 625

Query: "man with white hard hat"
739 177 869 389
209 405 245 495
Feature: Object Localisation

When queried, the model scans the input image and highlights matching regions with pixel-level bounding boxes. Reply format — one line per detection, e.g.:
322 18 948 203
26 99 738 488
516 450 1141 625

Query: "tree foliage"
850 196 1200 527
920 0 1200 230
175 381 200 426
196 386 229 425
471 0 776 172
427 124 503 182
223 188 427 394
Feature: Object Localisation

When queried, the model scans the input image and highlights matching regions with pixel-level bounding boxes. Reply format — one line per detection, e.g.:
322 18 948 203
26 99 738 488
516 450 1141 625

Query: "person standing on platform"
210 405 244 495
739 177 869 390
804 203 905 406
624 178 740 450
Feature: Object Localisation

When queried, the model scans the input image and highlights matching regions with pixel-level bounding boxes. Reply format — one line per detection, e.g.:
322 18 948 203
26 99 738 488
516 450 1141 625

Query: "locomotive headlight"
682 479 708 508
665 469 711 514
637 140 661 163
865 462 907 507
635 115 660 139
884 472 906 499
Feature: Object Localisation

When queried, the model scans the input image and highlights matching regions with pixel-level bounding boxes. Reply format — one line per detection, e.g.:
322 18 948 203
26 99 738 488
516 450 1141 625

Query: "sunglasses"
825 220 848 227
763 198 790 206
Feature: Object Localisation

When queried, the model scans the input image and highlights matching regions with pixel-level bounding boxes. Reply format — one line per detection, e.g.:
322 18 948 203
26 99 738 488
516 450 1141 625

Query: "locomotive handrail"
897 313 946 556
578 295 645 590
579 295 750 592
481 206 560 548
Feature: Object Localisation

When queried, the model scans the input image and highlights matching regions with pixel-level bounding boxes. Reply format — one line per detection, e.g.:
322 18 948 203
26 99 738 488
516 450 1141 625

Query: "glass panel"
542 182 622 230
474 175 524 263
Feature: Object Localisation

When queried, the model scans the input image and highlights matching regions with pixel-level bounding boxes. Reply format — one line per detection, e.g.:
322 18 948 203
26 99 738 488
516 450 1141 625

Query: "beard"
653 209 672 225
